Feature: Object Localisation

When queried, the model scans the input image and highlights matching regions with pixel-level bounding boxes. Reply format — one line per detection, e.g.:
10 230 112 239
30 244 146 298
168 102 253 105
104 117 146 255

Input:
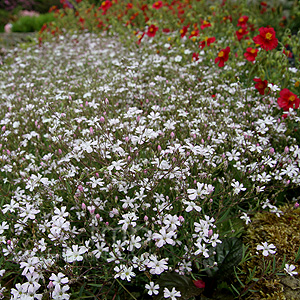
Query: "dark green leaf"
153 272 204 300
203 237 243 279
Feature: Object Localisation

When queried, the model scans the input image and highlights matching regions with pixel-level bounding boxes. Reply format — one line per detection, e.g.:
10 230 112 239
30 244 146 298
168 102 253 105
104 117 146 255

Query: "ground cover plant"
1 0 300 299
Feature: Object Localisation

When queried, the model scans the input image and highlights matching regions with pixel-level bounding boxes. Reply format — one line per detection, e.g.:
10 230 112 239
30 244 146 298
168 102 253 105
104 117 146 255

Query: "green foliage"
153 272 203 300
11 13 55 32
203 237 244 280
33 0 62 14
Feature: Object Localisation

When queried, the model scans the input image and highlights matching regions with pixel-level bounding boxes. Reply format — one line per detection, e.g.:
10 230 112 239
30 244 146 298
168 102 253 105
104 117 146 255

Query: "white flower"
194 242 210 258
49 272 69 285
163 287 181 299
64 245 88 263
114 265 136 281
284 264 298 276
145 281 160 296
240 213 251 225
231 180 246 195
147 255 169 275
152 227 176 248
256 242 276 256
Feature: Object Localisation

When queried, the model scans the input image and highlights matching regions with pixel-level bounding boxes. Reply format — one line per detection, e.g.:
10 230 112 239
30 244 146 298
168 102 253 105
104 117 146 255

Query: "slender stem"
115 278 137 300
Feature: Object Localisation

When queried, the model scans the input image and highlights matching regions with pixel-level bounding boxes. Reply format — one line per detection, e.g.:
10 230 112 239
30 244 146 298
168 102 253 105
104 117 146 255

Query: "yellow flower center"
204 36 208 41
238 28 243 33
218 51 224 57
180 29 184 34
265 32 273 40
289 95 296 102
203 20 209 25
250 49 256 54
239 17 244 22
191 30 196 35
102 1 106 6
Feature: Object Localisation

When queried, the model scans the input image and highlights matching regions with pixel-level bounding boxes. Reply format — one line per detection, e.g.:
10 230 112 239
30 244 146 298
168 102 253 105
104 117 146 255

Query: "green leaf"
153 272 204 300
203 237 243 280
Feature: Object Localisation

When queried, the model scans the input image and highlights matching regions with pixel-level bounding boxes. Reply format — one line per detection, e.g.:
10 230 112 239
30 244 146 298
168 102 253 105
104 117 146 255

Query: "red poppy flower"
278 88 300 111
222 15 232 23
199 36 215 49
192 52 199 61
193 279 205 289
253 78 268 95
179 24 189 38
236 27 249 41
146 24 158 37
237 15 248 27
244 47 258 62
253 27 278 51
215 47 230 67
99 0 112 13
189 29 199 39
200 20 211 30
152 1 163 9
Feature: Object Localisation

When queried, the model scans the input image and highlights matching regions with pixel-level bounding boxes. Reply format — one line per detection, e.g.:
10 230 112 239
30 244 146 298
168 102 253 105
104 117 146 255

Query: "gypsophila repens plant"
0 0 300 299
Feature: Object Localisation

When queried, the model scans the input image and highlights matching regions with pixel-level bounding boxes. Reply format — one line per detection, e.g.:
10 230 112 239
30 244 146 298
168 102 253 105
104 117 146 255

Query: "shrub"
11 12 55 32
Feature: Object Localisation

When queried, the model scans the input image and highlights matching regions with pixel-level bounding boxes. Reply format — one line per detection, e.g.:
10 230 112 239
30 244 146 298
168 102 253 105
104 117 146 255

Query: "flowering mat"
0 6 300 299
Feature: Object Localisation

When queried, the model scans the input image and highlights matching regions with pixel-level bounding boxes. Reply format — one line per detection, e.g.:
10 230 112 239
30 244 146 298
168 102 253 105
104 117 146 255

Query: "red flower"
193 279 205 289
152 1 163 9
244 47 258 62
137 32 145 45
278 89 300 111
199 36 215 49
215 47 230 67
180 24 189 38
200 20 211 30
192 52 199 61
99 0 112 13
189 29 199 39
222 15 232 23
253 78 268 95
237 15 249 27
146 24 158 37
236 27 249 41
253 27 278 51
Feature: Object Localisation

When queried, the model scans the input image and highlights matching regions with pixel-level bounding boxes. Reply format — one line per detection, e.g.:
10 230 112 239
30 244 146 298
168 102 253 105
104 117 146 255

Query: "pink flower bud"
78 185 84 192
170 132 175 138
100 116 105 123
81 203 86 209
96 213 100 219
95 173 99 177
125 136 129 142
89 127 94 134
58 149 62 155
178 216 184 223
208 229 213 237
294 202 299 208
158 145 162 151
270 148 275 154
47 281 54 289
144 215 148 221
284 146 289 153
